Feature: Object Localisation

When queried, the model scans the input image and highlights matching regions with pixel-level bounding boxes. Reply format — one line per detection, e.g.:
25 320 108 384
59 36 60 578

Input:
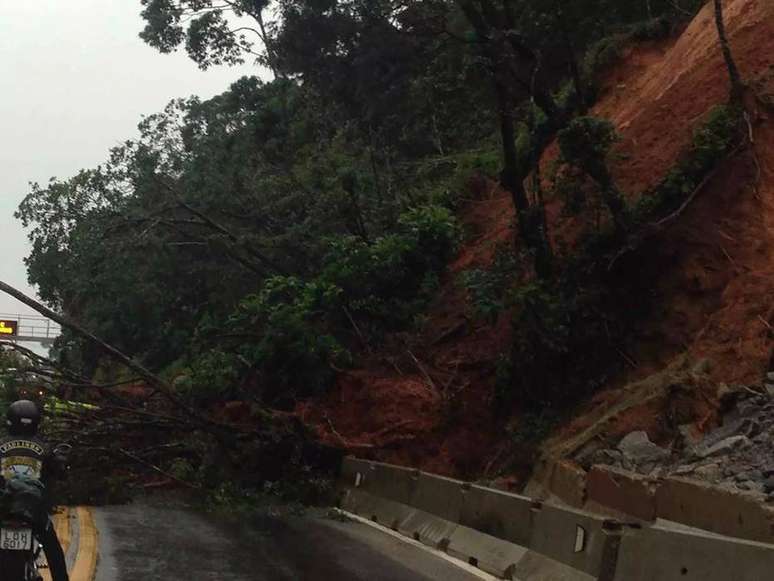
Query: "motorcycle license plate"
0 528 32 551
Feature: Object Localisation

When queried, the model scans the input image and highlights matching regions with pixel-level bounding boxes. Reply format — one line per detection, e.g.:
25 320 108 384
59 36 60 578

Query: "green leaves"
558 116 619 171
186 10 249 68
182 202 458 407
139 0 272 70
139 0 185 54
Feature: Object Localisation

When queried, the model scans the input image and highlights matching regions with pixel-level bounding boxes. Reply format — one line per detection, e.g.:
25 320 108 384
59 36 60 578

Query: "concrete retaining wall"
586 466 657 522
339 457 774 580
655 477 774 543
340 486 595 580
613 524 774 581
544 460 774 545
459 484 534 547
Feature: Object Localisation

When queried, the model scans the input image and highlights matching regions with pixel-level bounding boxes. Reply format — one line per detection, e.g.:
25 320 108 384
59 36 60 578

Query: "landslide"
542 0 774 464
298 177 515 478
299 0 774 480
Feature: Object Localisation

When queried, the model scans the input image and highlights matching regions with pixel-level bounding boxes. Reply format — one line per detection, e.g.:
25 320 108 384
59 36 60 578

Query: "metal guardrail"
0 313 61 345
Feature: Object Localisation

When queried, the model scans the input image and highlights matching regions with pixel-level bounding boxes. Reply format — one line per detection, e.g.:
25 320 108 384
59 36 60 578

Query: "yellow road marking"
71 507 98 581
54 507 72 554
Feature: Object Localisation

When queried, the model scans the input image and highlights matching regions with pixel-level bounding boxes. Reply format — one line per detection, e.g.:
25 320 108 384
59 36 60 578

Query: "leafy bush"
181 349 244 402
508 410 561 446
498 278 623 411
557 117 628 230
583 34 627 82
186 204 459 407
633 105 742 222
559 117 619 168
629 17 673 42
321 204 458 330
409 148 501 209
461 247 522 322
227 277 349 403
399 204 460 270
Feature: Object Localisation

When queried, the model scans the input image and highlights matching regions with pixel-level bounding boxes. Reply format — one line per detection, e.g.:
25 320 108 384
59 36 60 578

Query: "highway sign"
0 320 18 337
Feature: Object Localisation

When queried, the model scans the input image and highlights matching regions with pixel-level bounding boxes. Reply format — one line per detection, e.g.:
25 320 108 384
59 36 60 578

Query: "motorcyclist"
0 399 69 581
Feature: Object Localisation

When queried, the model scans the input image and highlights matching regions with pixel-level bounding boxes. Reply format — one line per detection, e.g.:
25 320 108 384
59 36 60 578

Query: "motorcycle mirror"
53 443 72 455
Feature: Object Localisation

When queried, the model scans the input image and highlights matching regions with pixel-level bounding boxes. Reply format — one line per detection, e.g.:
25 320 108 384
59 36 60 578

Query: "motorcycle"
0 517 43 581
0 443 71 581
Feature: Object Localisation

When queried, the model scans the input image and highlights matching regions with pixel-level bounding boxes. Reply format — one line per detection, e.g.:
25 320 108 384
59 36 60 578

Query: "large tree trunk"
586 163 629 234
458 0 554 277
0 280 201 420
495 83 554 278
256 10 280 79
713 0 744 103
496 85 528 214
556 6 586 114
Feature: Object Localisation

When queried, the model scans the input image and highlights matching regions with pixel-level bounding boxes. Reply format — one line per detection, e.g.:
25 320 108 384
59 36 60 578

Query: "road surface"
41 500 489 580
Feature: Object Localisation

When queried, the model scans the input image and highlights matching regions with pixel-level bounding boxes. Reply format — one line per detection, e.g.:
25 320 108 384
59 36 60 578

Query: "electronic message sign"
0 320 18 337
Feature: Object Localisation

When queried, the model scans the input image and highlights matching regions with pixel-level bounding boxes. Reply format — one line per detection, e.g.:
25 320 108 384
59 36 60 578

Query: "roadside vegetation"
3 0 754 502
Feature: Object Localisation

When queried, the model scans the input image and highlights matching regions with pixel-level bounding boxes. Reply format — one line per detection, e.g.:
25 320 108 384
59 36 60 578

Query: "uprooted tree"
0 279 334 503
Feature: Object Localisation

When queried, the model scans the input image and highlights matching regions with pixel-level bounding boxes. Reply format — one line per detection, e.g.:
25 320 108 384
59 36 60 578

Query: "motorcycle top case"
0 475 48 531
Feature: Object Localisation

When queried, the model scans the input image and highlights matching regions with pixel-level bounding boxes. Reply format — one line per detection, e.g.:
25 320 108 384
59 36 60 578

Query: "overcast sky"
0 1 265 319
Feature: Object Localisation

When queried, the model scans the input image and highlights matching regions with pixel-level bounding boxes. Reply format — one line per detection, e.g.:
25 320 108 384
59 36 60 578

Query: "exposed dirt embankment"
298 179 515 477
602 0 773 384
300 0 774 480
544 0 774 462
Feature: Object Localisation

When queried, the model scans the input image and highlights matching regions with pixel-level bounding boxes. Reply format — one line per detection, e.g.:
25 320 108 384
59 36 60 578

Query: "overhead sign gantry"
0 314 59 345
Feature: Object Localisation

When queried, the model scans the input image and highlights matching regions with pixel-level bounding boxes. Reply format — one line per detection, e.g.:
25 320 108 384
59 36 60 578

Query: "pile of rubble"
583 372 774 499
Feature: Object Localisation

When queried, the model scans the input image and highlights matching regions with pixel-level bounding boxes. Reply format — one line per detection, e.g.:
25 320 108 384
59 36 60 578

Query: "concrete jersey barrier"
338 457 774 581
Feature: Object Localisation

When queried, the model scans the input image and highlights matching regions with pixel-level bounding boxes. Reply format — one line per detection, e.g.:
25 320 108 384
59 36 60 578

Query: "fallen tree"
0 280 340 505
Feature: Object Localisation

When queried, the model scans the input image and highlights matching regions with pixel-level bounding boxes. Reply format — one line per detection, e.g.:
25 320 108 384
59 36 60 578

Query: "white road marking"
333 509 499 581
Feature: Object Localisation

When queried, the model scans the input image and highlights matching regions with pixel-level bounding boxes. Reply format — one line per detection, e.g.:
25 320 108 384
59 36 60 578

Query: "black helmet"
6 400 41 436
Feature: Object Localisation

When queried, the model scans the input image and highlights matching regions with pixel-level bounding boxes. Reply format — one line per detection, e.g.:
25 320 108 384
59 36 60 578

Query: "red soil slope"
298 178 515 477
585 0 773 386
299 0 774 477
547 0 774 452
595 0 774 382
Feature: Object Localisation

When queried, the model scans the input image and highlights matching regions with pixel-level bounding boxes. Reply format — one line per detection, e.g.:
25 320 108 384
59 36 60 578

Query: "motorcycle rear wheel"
0 548 31 580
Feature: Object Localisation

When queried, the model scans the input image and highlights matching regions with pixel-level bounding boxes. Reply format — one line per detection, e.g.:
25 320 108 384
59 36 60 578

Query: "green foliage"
314 206 458 333
553 167 594 217
399 205 460 269
507 410 560 446
582 34 627 82
629 17 673 42
557 117 627 229
11 0 728 498
502 106 742 413
167 457 196 482
498 277 624 411
691 105 742 167
139 0 269 70
178 203 458 407
559 117 619 167
581 8 699 100
461 248 521 322
409 148 501 209
633 105 742 222
216 277 348 404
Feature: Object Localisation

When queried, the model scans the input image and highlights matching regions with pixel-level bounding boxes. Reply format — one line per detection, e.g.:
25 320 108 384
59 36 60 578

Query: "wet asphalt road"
92 500 484 580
